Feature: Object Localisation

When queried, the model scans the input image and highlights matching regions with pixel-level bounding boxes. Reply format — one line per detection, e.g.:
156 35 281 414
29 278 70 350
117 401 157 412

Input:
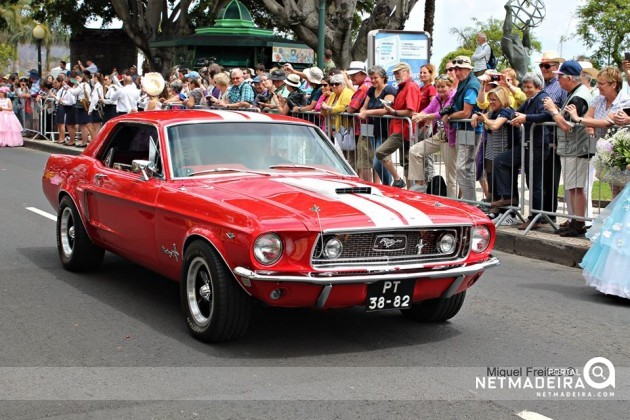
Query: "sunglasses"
330 82 341 86
446 68 455 72
436 74 450 81
451 59 469 65
538 63 557 70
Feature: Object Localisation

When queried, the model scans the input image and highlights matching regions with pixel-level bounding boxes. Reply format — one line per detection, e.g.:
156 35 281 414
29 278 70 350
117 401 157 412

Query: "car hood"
184 175 483 231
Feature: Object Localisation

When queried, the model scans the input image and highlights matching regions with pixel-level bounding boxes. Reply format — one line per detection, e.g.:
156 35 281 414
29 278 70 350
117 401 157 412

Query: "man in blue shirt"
443 56 481 201
219 68 255 109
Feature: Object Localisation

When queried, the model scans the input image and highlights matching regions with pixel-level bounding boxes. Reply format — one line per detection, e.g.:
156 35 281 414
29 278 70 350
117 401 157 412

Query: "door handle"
94 173 108 185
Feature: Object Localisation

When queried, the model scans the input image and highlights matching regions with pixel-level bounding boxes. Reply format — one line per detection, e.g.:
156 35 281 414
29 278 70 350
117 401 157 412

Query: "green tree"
25 0 432 72
575 0 630 67
1 0 70 72
449 17 541 72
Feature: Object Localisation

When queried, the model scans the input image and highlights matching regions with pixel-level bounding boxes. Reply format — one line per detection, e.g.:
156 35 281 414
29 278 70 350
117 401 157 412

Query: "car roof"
112 109 313 127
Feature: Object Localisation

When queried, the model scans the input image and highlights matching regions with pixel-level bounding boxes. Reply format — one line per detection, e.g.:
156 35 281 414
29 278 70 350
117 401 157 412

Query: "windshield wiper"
268 164 341 176
188 168 244 176
188 167 271 177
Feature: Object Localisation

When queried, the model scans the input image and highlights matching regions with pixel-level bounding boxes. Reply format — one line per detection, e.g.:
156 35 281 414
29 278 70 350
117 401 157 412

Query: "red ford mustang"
42 110 499 342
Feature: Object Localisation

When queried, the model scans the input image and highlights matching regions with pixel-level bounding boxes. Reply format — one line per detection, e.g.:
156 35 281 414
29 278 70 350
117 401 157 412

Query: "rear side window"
99 123 161 176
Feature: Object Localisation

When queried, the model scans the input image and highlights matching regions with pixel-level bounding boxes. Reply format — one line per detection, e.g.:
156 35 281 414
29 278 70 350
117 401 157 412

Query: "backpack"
487 47 497 69
425 175 448 197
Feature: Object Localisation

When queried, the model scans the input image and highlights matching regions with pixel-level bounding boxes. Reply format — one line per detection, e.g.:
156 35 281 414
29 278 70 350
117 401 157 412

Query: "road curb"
494 226 589 267
22 137 83 156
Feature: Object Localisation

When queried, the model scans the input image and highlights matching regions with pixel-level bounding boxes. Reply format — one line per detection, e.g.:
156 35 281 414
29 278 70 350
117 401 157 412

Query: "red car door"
84 167 162 268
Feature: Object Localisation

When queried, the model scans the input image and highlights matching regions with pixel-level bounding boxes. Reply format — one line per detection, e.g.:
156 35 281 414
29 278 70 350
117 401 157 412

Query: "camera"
490 74 501 82
439 105 456 116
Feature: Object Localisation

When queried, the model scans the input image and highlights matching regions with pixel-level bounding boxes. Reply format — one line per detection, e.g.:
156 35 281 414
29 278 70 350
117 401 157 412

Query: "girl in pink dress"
0 86 23 147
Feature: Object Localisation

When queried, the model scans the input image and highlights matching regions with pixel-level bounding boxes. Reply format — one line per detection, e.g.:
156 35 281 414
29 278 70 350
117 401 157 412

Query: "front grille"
311 227 470 268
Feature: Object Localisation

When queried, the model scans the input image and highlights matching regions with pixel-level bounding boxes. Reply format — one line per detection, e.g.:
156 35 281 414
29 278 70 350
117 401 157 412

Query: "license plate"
365 280 414 311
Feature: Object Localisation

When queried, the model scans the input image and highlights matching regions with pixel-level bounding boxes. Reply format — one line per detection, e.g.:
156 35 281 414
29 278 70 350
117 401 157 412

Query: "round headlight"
324 237 343 259
254 233 283 265
437 233 457 254
471 226 491 253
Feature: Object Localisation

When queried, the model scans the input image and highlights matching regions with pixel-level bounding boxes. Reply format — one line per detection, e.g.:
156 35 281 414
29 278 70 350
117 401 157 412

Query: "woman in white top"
88 72 105 138
68 72 92 147
102 74 119 122
56 76 78 145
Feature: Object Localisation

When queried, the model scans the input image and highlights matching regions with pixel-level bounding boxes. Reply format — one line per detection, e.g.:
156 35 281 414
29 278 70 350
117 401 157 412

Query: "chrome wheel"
60 207 75 258
186 256 213 327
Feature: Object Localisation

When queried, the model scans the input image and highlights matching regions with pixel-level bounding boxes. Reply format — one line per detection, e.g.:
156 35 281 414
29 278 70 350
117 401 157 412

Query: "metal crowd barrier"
289 110 413 185
30 99 614 236
522 121 605 234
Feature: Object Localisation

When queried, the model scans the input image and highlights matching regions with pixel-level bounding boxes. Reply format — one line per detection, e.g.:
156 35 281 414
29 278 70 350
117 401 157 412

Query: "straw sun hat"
142 72 166 97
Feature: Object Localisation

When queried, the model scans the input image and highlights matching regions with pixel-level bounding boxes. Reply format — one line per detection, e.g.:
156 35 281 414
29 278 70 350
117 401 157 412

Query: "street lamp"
32 23 46 77
317 0 325 69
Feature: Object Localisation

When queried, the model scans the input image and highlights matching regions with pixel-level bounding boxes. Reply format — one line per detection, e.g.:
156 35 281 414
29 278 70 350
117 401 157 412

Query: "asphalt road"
0 147 628 420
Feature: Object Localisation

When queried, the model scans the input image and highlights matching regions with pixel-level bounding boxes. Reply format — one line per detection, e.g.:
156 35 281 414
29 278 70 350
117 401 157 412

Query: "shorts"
562 156 590 190
375 132 409 169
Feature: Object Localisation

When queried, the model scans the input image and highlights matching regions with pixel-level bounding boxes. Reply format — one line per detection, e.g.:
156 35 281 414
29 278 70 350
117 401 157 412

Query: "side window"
99 123 162 176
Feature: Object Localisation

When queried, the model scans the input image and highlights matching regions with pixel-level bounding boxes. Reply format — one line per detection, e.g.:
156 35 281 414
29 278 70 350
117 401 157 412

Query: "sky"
405 0 590 65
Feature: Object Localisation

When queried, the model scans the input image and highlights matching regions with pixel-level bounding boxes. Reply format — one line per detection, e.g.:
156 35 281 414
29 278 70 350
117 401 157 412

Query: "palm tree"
0 0 33 71
424 0 435 37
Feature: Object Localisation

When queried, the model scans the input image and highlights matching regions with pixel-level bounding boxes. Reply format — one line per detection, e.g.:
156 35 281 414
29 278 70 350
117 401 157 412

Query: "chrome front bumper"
234 256 500 285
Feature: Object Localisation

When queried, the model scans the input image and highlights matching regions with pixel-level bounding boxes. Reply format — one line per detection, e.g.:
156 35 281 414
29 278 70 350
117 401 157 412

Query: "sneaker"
392 178 406 189
505 215 518 225
410 183 427 193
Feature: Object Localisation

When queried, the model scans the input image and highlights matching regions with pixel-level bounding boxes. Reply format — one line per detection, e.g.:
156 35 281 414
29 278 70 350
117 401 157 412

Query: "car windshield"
166 122 354 178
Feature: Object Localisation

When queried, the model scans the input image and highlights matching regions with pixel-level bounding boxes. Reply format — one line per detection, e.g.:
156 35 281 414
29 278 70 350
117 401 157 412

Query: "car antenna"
310 204 325 256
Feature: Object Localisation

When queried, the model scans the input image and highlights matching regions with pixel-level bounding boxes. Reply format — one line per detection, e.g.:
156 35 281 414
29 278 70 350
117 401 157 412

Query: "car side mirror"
132 159 157 181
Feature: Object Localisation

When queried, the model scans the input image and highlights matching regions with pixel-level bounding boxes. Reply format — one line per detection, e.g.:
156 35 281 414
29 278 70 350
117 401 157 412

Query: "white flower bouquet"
593 127 630 184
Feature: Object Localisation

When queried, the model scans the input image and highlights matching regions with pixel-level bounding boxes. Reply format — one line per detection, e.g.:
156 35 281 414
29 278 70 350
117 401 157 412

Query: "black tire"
57 196 105 272
401 291 466 322
180 240 251 342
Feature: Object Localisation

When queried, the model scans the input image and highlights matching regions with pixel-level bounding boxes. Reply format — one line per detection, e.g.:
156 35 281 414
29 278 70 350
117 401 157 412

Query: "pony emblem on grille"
373 235 407 251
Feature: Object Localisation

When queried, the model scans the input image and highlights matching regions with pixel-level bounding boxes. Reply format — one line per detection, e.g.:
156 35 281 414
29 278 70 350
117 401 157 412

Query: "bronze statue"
501 0 546 80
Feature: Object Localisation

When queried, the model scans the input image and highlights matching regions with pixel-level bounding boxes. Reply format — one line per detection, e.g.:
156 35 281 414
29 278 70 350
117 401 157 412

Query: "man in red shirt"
375 62 420 188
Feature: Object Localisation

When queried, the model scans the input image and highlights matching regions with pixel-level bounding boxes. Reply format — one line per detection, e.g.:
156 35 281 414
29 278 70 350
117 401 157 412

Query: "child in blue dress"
580 168 630 298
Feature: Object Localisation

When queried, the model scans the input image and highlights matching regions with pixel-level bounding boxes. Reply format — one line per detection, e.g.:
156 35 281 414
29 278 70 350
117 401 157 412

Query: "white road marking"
516 410 554 420
26 207 56 222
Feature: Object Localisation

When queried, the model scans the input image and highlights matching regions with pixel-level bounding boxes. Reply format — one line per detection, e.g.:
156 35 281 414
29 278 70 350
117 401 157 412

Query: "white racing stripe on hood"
362 191 433 226
274 178 406 227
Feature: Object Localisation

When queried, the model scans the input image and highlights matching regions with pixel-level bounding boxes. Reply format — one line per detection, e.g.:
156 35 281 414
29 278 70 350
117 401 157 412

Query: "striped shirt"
543 77 567 107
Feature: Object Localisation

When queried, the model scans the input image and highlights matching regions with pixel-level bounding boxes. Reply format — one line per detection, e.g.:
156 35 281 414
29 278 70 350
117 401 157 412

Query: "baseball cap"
553 60 582 76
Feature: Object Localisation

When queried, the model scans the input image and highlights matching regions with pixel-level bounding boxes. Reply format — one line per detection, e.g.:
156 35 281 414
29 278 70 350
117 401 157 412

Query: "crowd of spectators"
4 48 630 238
